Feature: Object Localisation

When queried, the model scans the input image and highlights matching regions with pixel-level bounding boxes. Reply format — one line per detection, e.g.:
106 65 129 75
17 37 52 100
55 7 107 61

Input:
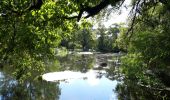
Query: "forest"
0 0 170 99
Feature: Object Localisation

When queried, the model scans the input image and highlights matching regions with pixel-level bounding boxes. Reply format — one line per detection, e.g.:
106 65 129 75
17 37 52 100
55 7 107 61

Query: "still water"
0 52 122 100
59 75 117 100
42 70 118 100
0 52 167 100
43 52 121 100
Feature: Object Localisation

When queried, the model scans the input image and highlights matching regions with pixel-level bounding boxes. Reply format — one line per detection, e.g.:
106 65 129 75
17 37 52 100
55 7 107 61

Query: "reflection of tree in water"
106 67 123 82
104 56 170 100
105 57 122 81
57 54 95 72
0 72 61 100
115 79 170 100
0 53 96 100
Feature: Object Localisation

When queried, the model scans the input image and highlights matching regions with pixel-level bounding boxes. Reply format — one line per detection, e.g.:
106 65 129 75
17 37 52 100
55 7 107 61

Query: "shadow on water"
0 70 61 100
0 52 170 99
115 79 170 100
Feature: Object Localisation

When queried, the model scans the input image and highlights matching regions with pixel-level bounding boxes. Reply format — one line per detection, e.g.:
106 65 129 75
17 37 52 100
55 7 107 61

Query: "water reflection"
0 71 61 100
57 53 95 72
115 79 170 100
1 52 168 100
0 52 119 100
59 77 117 100
43 53 119 100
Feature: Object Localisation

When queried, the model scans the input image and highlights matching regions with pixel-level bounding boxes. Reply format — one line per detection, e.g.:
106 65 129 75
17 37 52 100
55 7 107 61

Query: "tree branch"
126 0 141 36
77 0 110 21
28 0 43 11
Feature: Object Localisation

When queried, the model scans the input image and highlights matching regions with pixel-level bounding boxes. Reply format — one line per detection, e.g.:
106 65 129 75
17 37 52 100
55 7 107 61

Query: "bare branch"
126 0 141 37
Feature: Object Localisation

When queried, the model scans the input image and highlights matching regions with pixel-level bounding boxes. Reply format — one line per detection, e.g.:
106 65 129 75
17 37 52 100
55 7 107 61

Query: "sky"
93 0 132 28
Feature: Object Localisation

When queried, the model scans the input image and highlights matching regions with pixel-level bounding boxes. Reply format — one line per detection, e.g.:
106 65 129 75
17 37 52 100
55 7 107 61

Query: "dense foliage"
0 0 170 99
0 0 115 80
0 0 80 80
116 1 170 96
0 0 170 94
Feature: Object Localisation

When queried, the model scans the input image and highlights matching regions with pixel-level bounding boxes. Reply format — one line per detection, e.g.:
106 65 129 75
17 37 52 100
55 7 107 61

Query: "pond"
42 52 122 100
0 52 169 100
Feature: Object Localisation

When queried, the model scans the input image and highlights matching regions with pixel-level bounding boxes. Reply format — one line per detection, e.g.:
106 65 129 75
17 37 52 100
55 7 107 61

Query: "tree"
0 0 79 80
75 29 95 51
1 0 170 81
96 24 120 52
117 1 170 89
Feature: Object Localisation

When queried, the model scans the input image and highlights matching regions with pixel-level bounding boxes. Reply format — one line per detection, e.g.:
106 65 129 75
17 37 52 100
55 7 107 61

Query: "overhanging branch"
126 0 141 36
